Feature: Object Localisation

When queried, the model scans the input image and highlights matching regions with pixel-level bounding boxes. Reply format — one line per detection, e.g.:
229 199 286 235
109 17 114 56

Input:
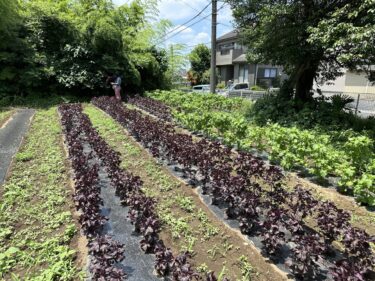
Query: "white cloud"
113 0 235 49
195 32 210 42
158 0 213 21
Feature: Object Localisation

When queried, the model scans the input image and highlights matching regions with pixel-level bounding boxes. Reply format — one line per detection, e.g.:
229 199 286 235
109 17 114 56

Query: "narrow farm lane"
0 108 35 185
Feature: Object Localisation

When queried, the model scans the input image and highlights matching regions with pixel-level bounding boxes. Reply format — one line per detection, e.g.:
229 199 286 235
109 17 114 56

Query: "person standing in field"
111 74 122 101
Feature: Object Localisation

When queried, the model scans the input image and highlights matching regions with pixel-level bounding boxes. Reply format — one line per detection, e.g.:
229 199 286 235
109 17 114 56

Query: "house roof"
217 30 238 42
233 54 247 63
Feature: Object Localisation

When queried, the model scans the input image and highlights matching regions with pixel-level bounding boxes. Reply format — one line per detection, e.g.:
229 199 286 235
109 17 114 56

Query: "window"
239 65 249 83
234 42 242 50
234 83 248 90
264 68 277 78
219 42 234 55
220 49 230 55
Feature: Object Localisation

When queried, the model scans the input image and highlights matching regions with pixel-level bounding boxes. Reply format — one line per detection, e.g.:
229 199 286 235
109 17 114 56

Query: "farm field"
137 91 375 206
2 0 375 279
0 97 374 281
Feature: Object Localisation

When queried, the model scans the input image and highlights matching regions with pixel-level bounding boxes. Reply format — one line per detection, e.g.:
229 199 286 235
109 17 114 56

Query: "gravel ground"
0 109 35 185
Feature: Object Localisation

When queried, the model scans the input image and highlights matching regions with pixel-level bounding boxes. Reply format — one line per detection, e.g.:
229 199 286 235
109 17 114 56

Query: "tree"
308 1 375 82
0 0 173 101
0 0 19 38
166 44 188 86
228 0 375 102
188 44 210 85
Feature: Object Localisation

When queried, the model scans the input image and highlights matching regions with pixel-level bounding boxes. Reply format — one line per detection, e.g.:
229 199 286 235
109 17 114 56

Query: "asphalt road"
0 109 35 185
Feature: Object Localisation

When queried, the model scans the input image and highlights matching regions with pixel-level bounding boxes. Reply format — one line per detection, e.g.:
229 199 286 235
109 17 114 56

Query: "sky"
112 0 235 50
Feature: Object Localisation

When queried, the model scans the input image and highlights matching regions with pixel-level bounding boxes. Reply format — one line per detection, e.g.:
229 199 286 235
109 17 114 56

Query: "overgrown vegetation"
187 44 211 86
0 108 81 280
0 0 176 104
0 109 14 126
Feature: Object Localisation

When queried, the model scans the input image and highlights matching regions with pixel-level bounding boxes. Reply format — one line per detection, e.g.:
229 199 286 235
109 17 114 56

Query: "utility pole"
210 0 217 94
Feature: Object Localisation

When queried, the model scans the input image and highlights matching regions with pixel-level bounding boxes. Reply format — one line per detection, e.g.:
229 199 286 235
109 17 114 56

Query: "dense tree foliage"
0 0 173 102
188 44 211 85
228 0 375 101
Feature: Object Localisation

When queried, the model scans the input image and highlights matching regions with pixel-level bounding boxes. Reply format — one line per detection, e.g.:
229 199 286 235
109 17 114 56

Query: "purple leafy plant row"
59 104 126 280
60 103 222 281
93 96 375 281
128 95 172 121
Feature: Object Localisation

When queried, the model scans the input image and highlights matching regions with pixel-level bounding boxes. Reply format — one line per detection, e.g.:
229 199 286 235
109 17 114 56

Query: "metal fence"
226 90 375 118
314 91 375 118
227 90 266 100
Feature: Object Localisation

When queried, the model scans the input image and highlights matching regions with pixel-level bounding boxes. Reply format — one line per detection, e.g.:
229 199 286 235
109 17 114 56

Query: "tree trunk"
291 61 318 102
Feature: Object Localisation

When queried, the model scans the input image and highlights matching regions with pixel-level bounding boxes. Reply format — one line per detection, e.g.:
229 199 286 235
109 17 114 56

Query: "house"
216 30 286 88
216 30 375 94
314 69 375 94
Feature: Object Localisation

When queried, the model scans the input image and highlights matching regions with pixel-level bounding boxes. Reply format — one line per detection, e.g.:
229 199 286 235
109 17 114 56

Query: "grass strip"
0 107 82 280
0 109 15 127
84 104 288 281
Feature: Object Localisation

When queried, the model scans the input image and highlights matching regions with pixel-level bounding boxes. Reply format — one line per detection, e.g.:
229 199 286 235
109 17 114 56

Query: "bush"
250 85 266 91
248 93 375 138
217 81 226 89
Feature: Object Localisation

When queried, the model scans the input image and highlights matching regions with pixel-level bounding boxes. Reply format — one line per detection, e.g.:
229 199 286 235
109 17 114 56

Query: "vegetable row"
94 96 375 281
60 103 224 281
145 91 375 206
60 104 126 280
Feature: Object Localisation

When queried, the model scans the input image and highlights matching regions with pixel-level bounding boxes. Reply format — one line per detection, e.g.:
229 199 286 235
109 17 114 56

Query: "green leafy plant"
238 255 254 281
147 90 375 205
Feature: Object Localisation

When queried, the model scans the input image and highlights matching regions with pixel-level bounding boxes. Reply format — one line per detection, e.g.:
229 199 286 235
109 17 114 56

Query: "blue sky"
112 0 234 50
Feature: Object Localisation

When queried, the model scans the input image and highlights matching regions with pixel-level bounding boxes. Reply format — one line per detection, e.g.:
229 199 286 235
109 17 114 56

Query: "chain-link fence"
226 90 375 118
316 91 375 118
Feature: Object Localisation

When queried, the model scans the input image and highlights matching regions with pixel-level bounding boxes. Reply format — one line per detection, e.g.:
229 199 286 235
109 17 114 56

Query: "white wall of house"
314 73 346 92
216 49 233 65
314 70 375 94
345 71 375 94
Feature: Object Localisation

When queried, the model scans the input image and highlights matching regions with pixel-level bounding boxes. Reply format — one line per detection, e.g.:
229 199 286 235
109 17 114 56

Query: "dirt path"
0 109 35 185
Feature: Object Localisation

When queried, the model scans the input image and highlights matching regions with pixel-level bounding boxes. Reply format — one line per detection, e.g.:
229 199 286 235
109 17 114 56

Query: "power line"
179 0 232 28
156 13 212 45
155 1 211 44
156 2 229 46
